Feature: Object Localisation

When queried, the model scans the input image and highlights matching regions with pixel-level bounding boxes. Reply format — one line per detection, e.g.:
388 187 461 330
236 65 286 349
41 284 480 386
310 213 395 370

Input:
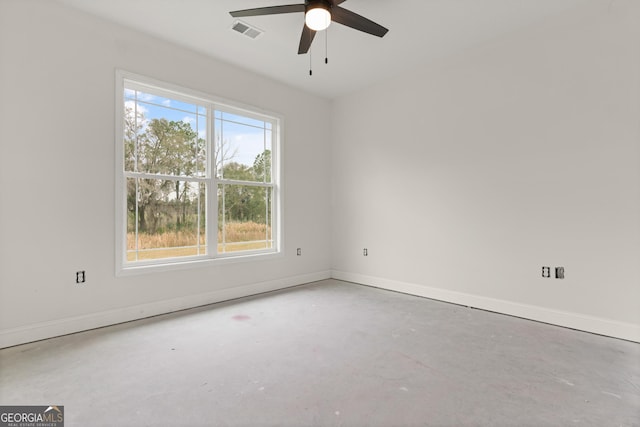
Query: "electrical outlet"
296 248 302 256
76 271 86 284
363 248 368 257
555 267 565 279
542 266 550 278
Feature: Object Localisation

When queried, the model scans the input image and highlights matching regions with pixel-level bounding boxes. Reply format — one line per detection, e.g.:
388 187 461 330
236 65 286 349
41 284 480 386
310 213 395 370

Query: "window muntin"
119 74 279 270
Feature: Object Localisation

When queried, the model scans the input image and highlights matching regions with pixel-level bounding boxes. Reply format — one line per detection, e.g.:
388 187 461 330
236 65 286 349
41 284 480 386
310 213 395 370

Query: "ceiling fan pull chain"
309 50 313 76
325 26 328 64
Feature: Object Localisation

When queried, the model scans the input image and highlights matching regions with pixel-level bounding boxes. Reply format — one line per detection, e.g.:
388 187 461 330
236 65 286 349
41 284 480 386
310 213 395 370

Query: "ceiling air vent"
231 20 263 39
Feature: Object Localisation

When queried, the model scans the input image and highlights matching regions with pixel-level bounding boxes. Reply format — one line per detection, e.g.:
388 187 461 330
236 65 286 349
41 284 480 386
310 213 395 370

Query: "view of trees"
125 106 206 235
124 101 273 258
219 149 272 225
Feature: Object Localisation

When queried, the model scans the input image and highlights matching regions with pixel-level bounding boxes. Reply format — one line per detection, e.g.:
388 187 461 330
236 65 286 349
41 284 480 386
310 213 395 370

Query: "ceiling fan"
229 0 389 55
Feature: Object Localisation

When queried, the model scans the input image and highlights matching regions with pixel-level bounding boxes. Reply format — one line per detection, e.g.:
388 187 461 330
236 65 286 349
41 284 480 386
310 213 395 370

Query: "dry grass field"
127 222 271 261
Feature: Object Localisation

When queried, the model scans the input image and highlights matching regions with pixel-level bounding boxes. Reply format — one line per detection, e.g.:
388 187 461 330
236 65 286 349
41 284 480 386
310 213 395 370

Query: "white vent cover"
231 20 263 39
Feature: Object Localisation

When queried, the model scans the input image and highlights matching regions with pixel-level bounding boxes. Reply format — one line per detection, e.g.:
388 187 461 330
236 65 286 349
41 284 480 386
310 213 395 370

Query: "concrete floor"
1 279 639 426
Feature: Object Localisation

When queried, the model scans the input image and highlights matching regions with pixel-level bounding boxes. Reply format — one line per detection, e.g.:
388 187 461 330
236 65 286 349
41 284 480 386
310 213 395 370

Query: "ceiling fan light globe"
305 7 331 31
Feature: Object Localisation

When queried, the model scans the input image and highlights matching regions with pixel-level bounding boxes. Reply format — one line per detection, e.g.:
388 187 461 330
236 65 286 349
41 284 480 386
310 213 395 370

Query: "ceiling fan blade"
298 25 316 54
331 6 389 37
329 0 347 4
230 4 305 18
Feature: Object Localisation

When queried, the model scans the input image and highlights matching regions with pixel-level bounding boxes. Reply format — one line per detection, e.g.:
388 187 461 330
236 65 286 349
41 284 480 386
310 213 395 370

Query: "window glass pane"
218 116 271 183
124 88 137 100
195 113 207 178
260 129 272 183
137 109 200 176
124 89 205 177
165 98 199 115
218 184 272 253
127 178 206 262
214 118 224 179
218 111 267 129
123 99 146 172
265 186 273 246
132 90 198 115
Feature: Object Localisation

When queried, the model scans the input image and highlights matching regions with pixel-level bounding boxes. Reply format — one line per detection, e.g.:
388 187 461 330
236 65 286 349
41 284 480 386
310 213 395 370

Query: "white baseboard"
0 270 331 349
4 270 637 348
331 270 640 343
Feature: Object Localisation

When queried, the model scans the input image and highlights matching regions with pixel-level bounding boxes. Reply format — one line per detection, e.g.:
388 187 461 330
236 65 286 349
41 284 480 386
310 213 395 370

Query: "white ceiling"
56 0 587 99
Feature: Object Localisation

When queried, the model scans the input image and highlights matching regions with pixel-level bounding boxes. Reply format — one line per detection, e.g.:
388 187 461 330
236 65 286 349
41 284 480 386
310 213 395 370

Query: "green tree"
220 162 254 222
218 149 272 224
252 149 272 182
124 109 204 234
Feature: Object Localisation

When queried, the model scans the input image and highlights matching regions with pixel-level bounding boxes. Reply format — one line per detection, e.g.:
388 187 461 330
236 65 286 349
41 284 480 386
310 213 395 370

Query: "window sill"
116 250 283 277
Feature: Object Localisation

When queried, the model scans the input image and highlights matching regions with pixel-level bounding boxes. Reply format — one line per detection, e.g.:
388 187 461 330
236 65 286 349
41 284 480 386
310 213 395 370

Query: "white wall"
1 0 638 347
0 0 332 347
331 0 640 341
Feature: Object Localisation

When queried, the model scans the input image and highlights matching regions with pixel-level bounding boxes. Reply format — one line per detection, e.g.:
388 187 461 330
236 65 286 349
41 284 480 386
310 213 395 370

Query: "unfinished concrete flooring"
1 280 639 426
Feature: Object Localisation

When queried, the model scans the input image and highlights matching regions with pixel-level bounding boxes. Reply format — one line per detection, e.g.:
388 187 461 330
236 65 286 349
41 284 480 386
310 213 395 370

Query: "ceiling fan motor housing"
305 0 332 31
305 0 332 13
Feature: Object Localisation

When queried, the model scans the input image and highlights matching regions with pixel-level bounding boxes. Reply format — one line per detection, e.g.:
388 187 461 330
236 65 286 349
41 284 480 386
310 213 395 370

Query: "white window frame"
115 70 282 275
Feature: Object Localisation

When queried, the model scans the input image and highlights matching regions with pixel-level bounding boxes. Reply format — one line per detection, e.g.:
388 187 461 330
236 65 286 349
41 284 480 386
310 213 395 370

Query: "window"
116 72 280 272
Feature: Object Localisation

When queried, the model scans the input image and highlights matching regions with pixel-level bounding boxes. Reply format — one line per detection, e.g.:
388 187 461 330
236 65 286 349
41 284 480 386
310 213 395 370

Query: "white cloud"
124 100 149 131
137 92 156 102
125 100 148 115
